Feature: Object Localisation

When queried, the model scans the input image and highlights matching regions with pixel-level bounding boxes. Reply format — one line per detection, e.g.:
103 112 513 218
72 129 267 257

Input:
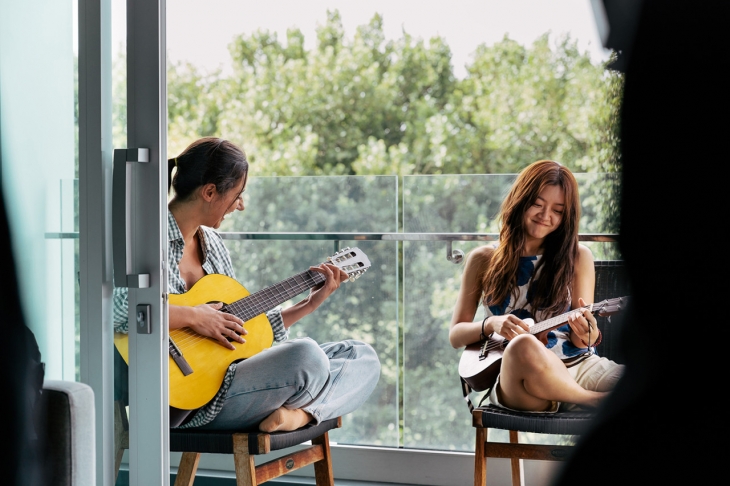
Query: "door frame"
79 0 169 484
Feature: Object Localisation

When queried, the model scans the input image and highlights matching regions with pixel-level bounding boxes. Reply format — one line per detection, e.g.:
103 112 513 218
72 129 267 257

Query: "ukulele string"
478 302 607 353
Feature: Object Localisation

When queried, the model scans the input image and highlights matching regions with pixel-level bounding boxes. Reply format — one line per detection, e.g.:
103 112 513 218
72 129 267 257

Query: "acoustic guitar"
458 296 629 392
114 246 371 410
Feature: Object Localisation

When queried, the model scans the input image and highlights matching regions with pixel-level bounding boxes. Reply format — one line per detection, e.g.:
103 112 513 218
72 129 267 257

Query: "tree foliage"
163 10 622 178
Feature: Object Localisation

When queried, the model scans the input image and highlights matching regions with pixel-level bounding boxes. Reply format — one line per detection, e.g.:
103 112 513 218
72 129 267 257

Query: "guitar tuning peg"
349 276 356 282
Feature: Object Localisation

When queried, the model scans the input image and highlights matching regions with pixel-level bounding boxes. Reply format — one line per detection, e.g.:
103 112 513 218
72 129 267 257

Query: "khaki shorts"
487 353 625 412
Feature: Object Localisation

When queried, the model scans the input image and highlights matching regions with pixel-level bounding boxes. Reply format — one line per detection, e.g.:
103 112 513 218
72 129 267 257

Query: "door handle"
113 148 151 288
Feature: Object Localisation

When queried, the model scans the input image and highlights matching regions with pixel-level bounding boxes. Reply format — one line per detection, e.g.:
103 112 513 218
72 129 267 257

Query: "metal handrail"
44 232 618 264
215 232 617 242
218 232 619 264
44 232 619 241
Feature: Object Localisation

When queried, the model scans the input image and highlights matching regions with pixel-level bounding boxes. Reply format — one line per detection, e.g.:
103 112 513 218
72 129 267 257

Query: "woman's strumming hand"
489 314 531 340
188 302 247 350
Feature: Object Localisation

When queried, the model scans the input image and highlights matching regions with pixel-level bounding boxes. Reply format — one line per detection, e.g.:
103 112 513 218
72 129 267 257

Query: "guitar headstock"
327 247 371 282
595 296 630 317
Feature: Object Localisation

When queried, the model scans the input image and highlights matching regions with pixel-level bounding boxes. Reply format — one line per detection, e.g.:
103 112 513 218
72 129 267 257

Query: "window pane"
223 175 398 233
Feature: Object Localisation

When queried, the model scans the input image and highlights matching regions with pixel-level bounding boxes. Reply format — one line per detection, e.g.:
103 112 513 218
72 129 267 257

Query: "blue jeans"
197 338 380 430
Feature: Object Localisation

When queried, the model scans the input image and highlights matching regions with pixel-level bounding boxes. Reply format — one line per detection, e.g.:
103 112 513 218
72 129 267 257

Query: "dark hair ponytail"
168 137 248 201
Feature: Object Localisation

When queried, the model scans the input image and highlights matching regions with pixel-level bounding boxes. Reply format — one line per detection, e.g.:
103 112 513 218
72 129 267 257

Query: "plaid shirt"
113 210 288 428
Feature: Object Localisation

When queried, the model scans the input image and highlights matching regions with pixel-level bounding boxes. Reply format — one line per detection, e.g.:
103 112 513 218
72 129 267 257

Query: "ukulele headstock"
327 247 371 282
595 296 630 317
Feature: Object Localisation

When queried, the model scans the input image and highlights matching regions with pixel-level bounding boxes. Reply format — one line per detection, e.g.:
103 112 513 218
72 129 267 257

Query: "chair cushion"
170 417 341 454
474 405 595 435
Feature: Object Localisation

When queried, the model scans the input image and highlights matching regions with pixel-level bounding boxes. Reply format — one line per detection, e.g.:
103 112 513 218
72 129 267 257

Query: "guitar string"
173 271 328 352
139 256 362 383
174 278 324 352
226 270 323 320
170 253 368 352
175 272 322 350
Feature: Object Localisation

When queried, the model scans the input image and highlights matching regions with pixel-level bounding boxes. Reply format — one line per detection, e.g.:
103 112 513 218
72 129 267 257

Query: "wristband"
479 316 489 342
580 329 602 347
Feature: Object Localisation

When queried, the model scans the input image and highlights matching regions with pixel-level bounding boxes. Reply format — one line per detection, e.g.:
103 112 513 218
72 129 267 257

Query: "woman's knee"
505 334 543 356
503 335 551 369
348 340 380 361
283 338 330 378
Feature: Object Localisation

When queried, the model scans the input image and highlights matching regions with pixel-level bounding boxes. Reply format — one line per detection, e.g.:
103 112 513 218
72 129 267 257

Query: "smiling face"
523 184 565 247
208 176 247 229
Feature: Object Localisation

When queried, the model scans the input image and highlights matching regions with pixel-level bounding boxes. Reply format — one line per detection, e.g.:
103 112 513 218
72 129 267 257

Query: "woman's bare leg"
498 335 609 411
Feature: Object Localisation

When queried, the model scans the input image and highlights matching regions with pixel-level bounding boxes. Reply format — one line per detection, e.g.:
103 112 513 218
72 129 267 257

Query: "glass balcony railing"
49 173 620 451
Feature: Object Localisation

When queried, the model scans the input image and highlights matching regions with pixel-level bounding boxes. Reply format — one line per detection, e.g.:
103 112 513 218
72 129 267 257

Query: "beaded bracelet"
580 329 603 347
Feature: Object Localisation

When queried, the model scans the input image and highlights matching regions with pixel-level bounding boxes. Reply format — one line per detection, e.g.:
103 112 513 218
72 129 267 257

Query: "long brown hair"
481 160 580 318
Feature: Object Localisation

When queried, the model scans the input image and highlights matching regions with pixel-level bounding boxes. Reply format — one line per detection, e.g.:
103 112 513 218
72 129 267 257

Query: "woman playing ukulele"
450 160 623 412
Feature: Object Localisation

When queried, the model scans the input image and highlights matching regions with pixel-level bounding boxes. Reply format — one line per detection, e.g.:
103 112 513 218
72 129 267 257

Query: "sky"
110 0 609 79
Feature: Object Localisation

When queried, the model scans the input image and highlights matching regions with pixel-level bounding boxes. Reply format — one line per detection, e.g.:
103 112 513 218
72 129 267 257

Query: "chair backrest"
593 260 631 364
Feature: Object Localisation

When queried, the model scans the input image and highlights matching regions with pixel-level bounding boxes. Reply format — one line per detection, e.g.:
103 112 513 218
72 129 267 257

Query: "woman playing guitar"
450 160 623 412
113 137 380 431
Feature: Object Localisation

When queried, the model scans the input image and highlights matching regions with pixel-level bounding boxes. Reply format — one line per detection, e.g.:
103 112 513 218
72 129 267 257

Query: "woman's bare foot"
259 407 313 432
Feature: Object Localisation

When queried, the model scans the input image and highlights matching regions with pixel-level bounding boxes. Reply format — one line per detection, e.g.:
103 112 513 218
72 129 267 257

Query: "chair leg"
312 431 335 486
174 452 201 486
475 427 487 486
509 430 524 486
114 446 125 483
232 434 257 486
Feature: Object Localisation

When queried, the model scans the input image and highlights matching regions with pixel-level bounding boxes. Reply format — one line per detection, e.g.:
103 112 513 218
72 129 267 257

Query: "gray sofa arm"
40 380 95 486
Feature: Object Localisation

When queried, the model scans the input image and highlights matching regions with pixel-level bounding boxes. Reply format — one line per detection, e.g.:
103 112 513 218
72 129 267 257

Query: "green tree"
164 13 622 178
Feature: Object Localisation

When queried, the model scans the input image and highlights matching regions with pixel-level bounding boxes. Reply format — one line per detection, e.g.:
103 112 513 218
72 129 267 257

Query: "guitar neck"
224 269 325 321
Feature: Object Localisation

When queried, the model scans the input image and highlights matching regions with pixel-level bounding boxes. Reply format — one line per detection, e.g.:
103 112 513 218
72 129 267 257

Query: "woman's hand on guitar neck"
170 302 247 350
306 263 349 309
489 314 532 341
567 297 598 348
281 263 349 328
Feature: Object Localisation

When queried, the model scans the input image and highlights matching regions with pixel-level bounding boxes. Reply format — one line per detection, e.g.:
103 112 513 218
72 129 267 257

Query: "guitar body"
458 335 507 392
114 274 274 410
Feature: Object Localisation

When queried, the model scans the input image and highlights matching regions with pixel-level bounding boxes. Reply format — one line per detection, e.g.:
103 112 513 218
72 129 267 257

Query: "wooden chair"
170 417 341 486
471 260 630 486
114 401 341 486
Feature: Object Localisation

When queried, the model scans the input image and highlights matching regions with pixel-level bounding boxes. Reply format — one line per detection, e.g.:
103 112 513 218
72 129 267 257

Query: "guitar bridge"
169 338 193 376
478 340 489 361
